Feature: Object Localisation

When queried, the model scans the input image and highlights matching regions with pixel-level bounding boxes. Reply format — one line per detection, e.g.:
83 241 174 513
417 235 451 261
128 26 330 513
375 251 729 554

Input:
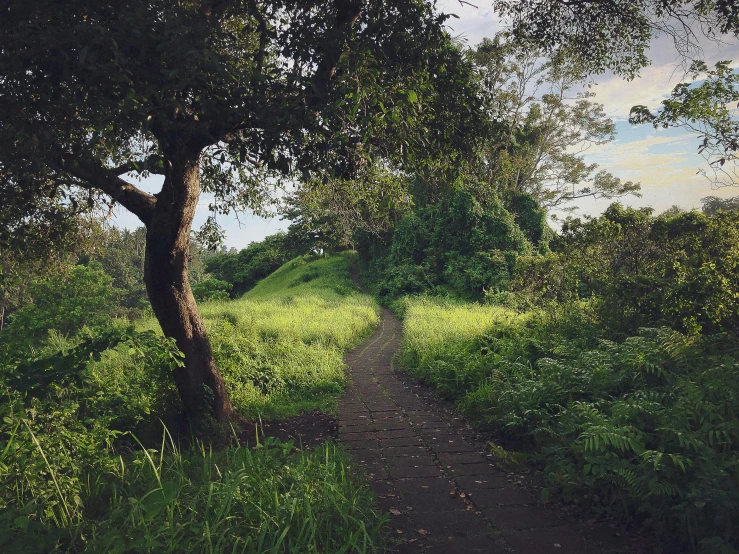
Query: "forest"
2 1 739 553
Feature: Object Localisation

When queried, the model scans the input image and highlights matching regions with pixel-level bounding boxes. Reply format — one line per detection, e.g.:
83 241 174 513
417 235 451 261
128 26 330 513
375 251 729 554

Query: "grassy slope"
140 251 379 419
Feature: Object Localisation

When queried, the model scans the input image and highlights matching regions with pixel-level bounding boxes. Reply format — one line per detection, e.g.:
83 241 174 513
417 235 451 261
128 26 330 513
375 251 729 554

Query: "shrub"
1 263 120 350
192 277 232 302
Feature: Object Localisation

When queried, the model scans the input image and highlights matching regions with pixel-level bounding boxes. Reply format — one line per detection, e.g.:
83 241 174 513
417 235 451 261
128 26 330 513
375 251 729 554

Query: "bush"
205 232 303 297
192 277 232 302
1 263 120 349
512 205 739 337
365 190 542 301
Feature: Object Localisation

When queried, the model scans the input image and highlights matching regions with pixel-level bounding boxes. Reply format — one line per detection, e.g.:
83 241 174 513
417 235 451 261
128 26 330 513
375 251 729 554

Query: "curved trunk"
143 149 233 421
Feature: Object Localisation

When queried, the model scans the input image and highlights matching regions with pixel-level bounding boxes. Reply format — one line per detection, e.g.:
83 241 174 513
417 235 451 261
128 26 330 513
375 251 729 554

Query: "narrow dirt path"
339 307 631 554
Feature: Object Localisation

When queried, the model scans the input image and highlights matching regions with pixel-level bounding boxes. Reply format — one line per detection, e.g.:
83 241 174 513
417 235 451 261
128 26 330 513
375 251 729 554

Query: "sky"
436 0 739 220
112 2 739 249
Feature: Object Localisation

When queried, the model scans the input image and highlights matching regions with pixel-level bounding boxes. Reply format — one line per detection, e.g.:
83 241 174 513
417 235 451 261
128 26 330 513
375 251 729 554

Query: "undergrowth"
0 252 384 552
401 296 739 552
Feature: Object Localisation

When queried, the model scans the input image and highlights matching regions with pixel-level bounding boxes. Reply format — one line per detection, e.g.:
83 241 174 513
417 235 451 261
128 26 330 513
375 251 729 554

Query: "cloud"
585 132 698 186
588 35 739 119
564 129 739 218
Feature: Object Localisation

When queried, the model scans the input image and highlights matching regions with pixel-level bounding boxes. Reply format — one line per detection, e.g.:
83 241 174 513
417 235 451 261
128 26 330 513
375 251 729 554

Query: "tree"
0 263 121 350
0 0 480 421
701 195 739 214
0 214 103 331
467 36 641 210
492 0 739 78
630 60 739 186
283 161 415 248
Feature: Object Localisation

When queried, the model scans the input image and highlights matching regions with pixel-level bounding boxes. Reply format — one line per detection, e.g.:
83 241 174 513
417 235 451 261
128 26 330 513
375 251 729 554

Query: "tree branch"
111 154 165 176
247 0 269 80
55 154 157 225
309 0 363 105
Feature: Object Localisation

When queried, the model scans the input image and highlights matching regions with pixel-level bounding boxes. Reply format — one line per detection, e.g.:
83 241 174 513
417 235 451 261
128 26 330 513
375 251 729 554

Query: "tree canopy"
492 0 739 78
0 0 483 420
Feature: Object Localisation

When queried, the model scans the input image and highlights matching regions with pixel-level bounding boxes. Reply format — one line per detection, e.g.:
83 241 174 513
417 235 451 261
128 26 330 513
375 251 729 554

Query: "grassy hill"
138 251 379 419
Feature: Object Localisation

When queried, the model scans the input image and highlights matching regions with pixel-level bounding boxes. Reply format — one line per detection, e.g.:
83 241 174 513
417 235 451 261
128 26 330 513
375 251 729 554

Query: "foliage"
0 0 481 229
0 0 484 419
83 438 383 554
1 427 383 554
702 195 739 215
0 326 182 540
204 232 303 297
363 189 544 300
284 161 415 249
401 297 739 550
492 0 739 78
0 214 104 330
630 60 739 186
86 226 148 316
509 204 739 337
0 263 121 350
196 253 378 419
191 278 232 302
0 252 383 552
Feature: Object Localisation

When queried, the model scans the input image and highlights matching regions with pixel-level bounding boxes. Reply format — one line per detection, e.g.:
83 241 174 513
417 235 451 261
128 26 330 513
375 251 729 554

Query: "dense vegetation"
362 189 550 301
3 0 738 551
203 232 307 298
0 252 384 553
397 205 739 552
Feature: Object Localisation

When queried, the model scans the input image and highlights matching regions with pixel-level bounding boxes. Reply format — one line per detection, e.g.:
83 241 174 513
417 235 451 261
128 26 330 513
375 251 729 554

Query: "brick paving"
339 307 632 554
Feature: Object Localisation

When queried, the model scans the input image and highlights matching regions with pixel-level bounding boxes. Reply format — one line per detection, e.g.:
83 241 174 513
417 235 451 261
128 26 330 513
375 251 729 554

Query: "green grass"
1 252 385 553
400 296 528 397
138 252 379 419
401 296 525 365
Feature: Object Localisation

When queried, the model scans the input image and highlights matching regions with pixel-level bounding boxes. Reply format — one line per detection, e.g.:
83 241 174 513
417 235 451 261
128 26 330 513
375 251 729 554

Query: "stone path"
338 307 632 554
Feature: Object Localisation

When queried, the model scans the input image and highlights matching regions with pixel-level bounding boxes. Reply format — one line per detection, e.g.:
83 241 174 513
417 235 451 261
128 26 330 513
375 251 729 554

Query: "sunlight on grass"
402 296 525 365
139 252 379 419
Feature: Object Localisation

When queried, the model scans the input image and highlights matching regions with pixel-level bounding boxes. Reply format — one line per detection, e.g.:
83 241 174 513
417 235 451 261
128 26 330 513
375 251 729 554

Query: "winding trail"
339 307 631 554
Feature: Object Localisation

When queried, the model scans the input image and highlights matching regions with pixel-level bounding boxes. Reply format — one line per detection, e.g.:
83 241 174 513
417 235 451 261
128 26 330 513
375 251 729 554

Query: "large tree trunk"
143 148 233 422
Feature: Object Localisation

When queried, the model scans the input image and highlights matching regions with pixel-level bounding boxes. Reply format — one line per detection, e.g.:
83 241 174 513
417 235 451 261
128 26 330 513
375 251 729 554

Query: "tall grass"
140 252 379 419
0 252 385 552
86 433 384 554
400 296 528 398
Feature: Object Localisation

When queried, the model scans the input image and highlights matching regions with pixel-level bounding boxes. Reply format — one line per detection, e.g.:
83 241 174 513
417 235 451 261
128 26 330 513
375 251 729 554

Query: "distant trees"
701 195 739 215
205 232 304 297
467 36 640 211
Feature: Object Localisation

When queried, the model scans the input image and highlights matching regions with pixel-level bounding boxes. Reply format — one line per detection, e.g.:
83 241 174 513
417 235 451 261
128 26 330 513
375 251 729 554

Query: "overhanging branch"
55 154 157 225
111 154 165 176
